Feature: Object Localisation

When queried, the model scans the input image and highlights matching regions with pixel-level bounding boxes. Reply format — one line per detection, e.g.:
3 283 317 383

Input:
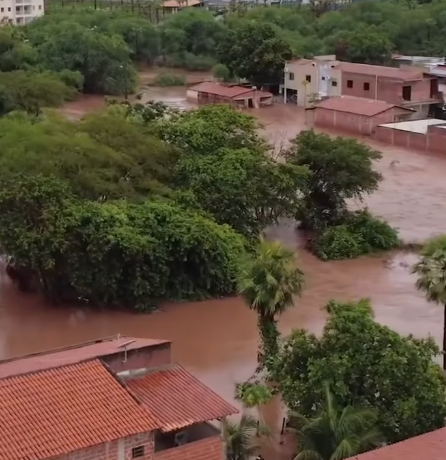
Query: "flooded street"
8 80 446 455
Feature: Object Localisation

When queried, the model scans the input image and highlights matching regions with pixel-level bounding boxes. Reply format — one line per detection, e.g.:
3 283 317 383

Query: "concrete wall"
312 107 405 135
374 125 446 154
103 343 172 374
52 432 154 460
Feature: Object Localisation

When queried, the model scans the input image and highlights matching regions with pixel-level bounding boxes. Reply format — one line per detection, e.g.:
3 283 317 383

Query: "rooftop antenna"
118 339 136 363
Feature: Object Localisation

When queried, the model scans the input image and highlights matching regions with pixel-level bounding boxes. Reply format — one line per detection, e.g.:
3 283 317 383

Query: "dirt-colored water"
10 82 446 458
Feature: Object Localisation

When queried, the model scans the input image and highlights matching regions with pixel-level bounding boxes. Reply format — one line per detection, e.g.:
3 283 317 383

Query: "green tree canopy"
274 299 446 443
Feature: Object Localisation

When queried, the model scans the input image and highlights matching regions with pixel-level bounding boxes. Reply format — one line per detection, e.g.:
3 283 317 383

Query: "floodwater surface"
7 83 446 457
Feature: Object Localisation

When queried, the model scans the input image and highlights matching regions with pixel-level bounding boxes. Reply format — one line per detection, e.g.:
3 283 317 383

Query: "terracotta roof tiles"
312 96 411 117
127 364 239 432
189 82 254 99
346 427 446 460
0 359 159 460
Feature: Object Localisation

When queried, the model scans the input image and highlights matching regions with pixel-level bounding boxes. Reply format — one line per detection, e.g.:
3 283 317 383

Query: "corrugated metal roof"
189 82 254 99
313 96 411 117
0 336 170 379
127 364 239 432
0 360 158 460
338 62 423 80
346 427 446 460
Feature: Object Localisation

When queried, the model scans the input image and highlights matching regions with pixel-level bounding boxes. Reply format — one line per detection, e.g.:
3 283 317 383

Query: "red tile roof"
0 359 159 460
0 335 170 379
154 436 224 460
313 96 411 117
189 82 254 99
347 427 446 460
338 62 423 80
127 364 239 431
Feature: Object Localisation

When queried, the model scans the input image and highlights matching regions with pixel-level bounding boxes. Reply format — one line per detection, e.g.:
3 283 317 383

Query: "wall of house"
53 432 154 460
154 436 225 460
312 107 403 135
374 125 446 154
103 343 171 374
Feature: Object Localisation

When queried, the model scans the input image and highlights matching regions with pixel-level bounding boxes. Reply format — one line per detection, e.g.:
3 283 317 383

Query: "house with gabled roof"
0 335 238 460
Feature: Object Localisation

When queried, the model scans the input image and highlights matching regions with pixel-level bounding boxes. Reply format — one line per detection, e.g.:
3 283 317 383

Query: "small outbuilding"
307 96 413 135
187 82 273 108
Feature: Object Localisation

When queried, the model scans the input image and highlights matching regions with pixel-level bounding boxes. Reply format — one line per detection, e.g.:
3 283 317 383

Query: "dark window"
332 80 338 87
289 72 294 81
38 4 42 9
306 75 311 83
347 80 353 88
7 6 10 11
132 446 145 459
0 7 3 12
15 6 20 11
402 85 412 101
363 82 370 91
321 76 326 80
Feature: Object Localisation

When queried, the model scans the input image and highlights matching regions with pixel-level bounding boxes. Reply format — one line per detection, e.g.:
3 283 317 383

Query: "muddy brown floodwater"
8 82 446 458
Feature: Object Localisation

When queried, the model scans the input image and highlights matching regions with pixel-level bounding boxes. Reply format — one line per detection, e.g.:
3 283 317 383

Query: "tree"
174 147 309 238
412 236 446 370
285 130 382 230
291 384 382 460
213 63 231 82
274 299 446 443
218 22 292 86
223 414 268 460
237 239 304 370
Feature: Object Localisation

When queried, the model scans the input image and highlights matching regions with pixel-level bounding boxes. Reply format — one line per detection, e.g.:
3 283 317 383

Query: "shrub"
182 52 216 71
421 234 446 256
314 225 364 261
212 63 231 82
153 72 187 87
313 209 400 261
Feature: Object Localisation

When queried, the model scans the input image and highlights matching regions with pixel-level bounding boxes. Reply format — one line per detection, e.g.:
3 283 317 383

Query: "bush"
212 63 231 82
314 225 364 261
313 209 400 261
421 234 446 256
182 52 216 71
153 72 187 87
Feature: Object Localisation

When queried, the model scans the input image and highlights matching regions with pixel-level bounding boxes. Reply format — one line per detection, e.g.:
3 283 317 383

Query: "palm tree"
412 249 446 370
290 384 382 460
223 414 269 460
237 238 304 370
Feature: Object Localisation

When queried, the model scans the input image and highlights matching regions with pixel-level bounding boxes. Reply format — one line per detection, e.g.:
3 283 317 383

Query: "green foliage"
291 384 383 460
421 234 446 257
153 72 187 87
213 63 231 82
218 22 292 86
238 238 304 368
314 210 401 261
235 382 274 408
274 299 446 444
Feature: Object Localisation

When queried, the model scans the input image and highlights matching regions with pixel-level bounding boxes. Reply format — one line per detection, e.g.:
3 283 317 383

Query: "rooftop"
379 118 446 134
189 82 254 98
0 335 170 379
346 427 446 460
312 96 411 117
0 359 158 460
127 363 238 432
338 62 423 80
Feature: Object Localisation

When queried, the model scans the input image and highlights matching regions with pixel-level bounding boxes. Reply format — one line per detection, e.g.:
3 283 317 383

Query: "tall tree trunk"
443 304 446 371
257 315 279 372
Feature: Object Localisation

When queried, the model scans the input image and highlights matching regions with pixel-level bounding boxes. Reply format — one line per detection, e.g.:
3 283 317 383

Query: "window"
7 6 10 11
321 76 326 81
38 4 42 9
331 80 338 87
132 446 145 459
289 72 294 81
347 80 353 88
306 75 311 83
363 82 370 91
0 7 4 12
402 85 412 101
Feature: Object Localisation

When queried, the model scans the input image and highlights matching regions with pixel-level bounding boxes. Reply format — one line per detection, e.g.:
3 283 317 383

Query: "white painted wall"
0 0 44 25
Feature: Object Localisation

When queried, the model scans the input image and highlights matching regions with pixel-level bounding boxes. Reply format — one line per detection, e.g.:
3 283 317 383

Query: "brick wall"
103 344 171 374
52 431 154 460
154 436 225 460
373 126 446 155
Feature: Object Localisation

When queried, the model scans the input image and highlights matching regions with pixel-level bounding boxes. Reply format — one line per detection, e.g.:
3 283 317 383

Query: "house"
374 118 446 155
0 335 238 460
307 96 413 135
0 0 44 25
187 82 273 108
162 0 203 14
346 426 446 460
338 62 442 119
282 55 341 107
